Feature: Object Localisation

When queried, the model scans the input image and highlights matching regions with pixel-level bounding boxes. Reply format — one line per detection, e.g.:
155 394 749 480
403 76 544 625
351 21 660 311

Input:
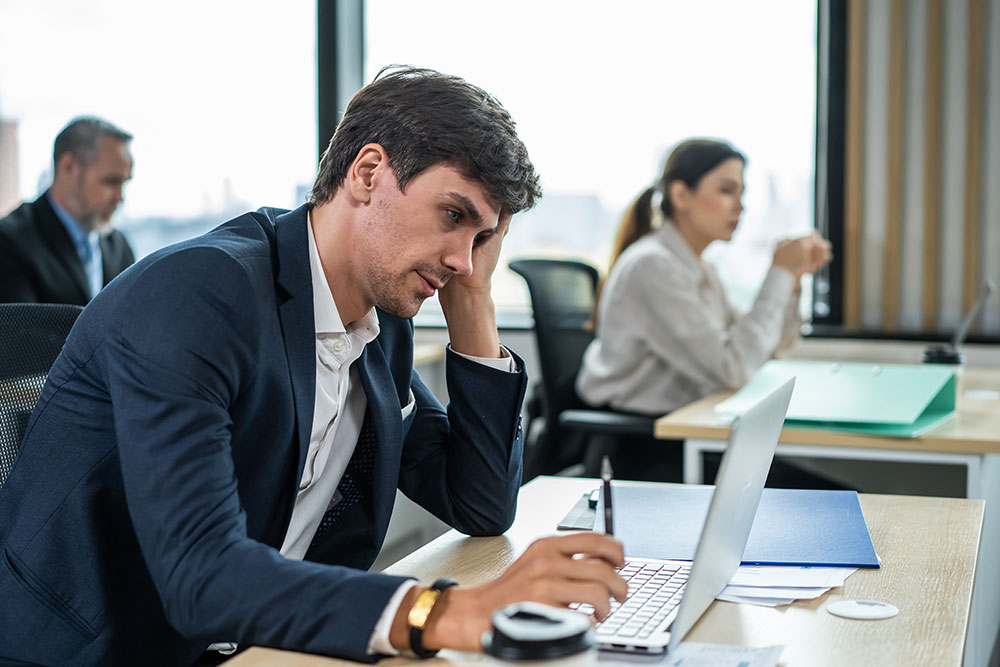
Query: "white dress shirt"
283 212 516 655
577 217 801 415
48 193 104 299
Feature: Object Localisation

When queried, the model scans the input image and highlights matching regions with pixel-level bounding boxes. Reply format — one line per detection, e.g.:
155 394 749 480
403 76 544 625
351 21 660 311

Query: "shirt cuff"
451 345 518 373
367 579 419 656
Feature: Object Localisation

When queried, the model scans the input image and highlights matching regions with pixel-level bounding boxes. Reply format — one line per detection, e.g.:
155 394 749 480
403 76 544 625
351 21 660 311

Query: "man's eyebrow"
445 192 487 226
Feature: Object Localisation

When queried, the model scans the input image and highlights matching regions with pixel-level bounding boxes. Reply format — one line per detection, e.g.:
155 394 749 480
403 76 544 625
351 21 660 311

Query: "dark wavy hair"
309 65 541 216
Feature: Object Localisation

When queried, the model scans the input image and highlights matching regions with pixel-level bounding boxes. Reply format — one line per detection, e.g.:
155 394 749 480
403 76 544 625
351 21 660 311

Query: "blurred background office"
3 0 999 482
2 0 996 339
0 0 819 327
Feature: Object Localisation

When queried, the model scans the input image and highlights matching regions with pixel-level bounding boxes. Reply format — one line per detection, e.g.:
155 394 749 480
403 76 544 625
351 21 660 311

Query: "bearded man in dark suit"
0 115 134 304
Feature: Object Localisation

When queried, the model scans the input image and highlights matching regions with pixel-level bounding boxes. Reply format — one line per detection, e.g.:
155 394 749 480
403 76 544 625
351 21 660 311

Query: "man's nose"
442 237 474 277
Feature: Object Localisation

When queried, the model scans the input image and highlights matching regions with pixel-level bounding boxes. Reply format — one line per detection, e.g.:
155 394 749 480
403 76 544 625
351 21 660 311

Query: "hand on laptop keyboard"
571 560 690 643
475 532 628 619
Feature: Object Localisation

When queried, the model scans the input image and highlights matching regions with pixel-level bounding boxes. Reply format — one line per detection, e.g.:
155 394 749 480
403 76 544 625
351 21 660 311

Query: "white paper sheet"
729 565 857 588
717 593 795 607
722 584 832 599
665 642 785 666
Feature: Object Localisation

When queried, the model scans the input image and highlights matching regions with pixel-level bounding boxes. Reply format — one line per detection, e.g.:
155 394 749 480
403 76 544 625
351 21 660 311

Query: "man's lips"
415 272 443 297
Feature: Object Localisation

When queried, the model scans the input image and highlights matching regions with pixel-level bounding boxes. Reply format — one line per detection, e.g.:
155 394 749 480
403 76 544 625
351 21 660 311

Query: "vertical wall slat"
922 0 943 330
964 0 985 317
884 0 906 329
983 0 1000 332
845 0 867 329
900 0 929 332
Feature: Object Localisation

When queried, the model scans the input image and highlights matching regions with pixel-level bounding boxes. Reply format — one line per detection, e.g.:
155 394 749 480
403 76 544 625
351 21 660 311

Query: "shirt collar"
306 210 380 341
653 213 709 280
47 191 97 250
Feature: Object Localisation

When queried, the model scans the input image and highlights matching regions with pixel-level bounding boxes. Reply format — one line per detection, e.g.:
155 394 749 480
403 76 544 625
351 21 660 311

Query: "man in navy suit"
0 116 135 304
0 68 626 666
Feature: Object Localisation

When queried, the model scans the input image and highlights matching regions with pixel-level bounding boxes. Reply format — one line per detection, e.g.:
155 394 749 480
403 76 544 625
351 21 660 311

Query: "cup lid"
482 602 593 661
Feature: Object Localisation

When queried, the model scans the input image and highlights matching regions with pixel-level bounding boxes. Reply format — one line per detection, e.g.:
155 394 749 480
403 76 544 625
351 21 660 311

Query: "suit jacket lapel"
34 194 91 302
357 343 401 533
272 205 317 497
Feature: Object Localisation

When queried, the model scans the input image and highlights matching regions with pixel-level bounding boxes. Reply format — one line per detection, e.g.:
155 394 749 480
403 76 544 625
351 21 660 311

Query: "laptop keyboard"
572 560 690 641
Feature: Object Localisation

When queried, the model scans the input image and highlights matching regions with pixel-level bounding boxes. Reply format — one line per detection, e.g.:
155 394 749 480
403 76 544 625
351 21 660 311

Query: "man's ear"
347 143 388 204
55 152 79 181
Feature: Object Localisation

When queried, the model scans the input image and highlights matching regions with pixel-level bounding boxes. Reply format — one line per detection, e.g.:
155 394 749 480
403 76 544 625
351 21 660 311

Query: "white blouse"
576 219 801 415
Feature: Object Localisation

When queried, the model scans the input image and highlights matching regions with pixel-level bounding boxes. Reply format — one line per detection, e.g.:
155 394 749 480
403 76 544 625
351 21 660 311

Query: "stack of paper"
717 565 857 607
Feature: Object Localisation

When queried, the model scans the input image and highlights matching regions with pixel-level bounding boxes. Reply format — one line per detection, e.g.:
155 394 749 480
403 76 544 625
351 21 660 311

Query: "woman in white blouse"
577 139 832 416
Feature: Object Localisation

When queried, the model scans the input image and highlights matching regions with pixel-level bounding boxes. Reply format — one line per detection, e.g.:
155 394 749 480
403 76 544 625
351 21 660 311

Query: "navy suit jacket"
0 192 136 304
0 205 526 666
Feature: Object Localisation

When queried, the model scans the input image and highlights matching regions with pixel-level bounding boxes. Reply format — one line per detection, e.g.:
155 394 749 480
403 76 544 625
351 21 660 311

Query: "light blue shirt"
47 193 103 300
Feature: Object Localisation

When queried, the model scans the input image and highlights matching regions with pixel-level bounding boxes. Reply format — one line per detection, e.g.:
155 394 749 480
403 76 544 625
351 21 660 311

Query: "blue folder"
605 485 879 568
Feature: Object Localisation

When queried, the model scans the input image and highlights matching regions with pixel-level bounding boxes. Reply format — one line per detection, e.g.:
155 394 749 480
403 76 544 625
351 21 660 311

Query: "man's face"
360 164 501 319
65 137 133 230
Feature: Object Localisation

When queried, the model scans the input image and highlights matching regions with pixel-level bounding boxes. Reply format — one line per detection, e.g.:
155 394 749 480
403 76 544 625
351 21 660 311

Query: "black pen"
601 455 614 536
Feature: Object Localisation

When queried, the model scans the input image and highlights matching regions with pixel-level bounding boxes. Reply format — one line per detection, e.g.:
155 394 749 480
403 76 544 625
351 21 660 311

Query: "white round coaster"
827 600 899 620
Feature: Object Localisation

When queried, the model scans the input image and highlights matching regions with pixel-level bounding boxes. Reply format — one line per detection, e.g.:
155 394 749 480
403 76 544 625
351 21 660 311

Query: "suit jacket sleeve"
396 341 528 536
103 248 412 661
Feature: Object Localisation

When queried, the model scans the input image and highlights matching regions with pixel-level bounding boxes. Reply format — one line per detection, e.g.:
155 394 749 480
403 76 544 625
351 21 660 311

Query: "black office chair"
509 259 666 482
0 303 83 487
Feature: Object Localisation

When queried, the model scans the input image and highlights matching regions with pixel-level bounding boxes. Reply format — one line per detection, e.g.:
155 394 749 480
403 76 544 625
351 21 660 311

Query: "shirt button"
333 339 347 353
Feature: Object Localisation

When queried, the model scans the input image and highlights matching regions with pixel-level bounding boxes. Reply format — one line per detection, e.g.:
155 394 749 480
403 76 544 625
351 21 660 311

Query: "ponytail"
592 187 657 326
609 187 657 270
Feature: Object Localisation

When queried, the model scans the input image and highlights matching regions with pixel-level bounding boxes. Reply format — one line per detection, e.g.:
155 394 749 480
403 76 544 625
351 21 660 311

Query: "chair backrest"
509 259 598 417
0 303 83 486
509 259 599 475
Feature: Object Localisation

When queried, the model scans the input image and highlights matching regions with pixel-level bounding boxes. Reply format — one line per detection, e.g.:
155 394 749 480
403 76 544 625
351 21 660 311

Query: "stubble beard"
68 177 114 231
365 258 424 320
365 259 452 320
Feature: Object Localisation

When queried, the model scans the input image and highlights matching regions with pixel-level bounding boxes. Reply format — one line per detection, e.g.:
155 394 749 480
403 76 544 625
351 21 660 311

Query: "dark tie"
311 408 377 541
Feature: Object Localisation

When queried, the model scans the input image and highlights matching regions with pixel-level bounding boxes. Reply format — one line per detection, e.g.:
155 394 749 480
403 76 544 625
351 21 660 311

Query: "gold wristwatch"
407 577 458 658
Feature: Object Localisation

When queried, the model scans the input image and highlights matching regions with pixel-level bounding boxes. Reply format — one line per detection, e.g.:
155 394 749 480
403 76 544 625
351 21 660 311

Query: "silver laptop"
581 378 794 655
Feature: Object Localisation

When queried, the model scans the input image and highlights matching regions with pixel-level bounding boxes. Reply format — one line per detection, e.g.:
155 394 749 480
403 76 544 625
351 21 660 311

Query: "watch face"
408 578 459 657
407 589 440 629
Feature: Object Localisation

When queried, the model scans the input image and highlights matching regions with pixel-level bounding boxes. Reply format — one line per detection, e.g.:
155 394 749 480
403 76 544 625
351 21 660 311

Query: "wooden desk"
655 367 1000 457
227 476 984 667
655 366 1000 667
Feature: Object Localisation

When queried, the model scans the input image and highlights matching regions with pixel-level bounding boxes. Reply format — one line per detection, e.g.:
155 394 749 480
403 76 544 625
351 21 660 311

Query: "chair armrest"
558 409 655 436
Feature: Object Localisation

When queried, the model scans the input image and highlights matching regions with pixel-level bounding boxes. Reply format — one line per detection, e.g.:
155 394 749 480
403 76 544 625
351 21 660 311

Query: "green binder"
715 360 957 438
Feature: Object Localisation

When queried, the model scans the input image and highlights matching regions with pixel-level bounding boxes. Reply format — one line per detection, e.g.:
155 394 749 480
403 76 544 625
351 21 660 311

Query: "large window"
0 0 317 259
365 1 818 322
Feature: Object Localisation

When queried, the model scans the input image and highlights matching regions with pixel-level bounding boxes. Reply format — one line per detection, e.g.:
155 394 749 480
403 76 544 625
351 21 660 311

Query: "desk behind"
226 476 983 667
654 367 1000 454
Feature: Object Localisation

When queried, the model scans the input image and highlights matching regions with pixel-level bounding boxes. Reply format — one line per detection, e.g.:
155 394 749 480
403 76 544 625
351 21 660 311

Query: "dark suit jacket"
0 204 526 666
0 192 135 304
